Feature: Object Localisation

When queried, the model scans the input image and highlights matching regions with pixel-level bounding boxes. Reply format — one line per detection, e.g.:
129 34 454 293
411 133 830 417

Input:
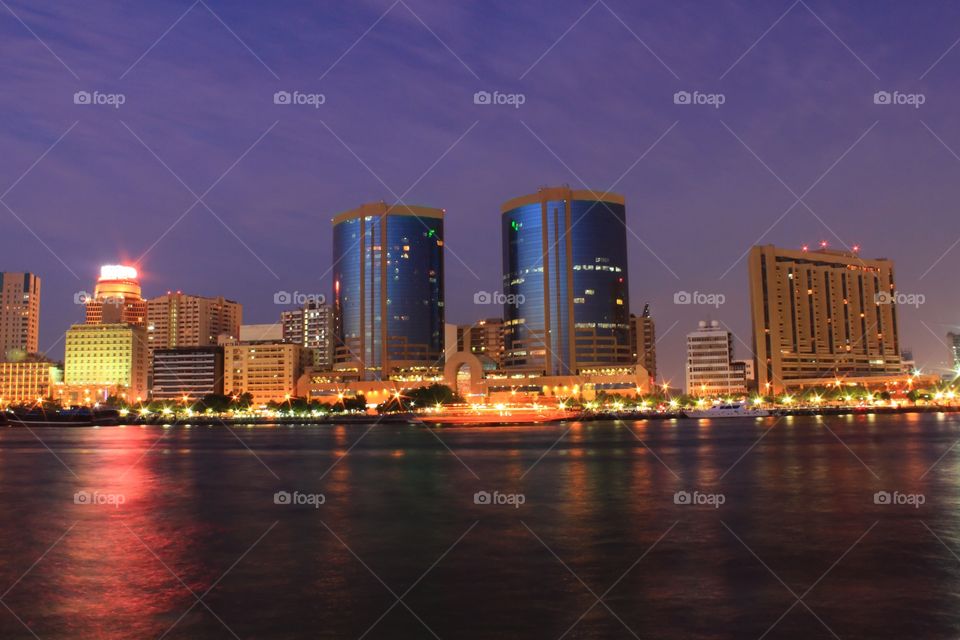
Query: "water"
2 413 960 639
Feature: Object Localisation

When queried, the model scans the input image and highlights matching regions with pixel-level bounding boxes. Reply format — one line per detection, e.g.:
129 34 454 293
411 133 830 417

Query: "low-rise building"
63 323 149 402
0 359 62 405
151 347 224 400
685 320 746 397
223 341 312 404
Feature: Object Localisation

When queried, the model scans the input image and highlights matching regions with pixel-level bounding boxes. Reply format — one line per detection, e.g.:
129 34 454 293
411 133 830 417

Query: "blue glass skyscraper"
501 187 631 375
332 202 444 380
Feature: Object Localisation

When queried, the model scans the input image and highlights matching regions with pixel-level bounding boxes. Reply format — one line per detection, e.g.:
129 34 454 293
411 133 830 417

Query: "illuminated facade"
223 341 312 404
453 319 505 366
0 272 41 360
63 323 149 401
501 187 632 375
84 265 147 326
332 202 445 381
281 300 334 369
949 333 960 371
748 245 903 394
147 293 241 353
0 360 61 405
685 320 746 396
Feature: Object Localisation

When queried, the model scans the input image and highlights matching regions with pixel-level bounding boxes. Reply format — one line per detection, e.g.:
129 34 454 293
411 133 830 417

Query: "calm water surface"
2 413 960 639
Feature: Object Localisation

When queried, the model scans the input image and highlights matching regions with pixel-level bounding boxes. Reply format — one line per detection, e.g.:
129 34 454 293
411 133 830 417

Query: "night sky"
3 0 960 386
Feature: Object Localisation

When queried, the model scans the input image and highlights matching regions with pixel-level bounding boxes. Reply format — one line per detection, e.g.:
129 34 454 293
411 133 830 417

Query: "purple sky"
3 0 960 386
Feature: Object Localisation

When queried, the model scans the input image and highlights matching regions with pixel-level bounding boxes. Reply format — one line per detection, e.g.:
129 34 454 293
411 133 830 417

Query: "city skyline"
5 1 960 386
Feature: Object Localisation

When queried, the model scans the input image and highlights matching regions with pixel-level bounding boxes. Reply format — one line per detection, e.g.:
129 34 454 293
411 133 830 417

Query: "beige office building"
63 323 149 402
0 272 41 359
147 293 241 353
685 320 746 397
748 245 903 394
630 306 657 383
223 342 312 404
0 360 62 405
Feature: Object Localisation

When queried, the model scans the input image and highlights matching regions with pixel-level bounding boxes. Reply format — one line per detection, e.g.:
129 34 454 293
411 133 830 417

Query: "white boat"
682 402 771 419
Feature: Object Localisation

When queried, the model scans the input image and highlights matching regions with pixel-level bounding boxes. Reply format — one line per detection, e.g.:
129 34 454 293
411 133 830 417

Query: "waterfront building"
685 320 746 397
63 323 149 402
147 293 241 353
332 201 445 381
151 347 224 400
0 272 41 360
223 341 312 404
748 245 903 394
0 358 61 405
500 186 632 375
281 300 334 369
949 334 960 371
630 305 657 383
83 265 147 326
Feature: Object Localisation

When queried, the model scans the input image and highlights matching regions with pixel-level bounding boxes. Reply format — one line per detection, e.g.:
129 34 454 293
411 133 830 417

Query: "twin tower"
330 186 634 381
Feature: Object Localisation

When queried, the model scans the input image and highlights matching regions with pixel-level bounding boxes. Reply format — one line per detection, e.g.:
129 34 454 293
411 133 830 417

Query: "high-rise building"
454 318 504 365
281 300 334 369
223 341 312 404
238 324 283 342
151 347 224 400
0 358 61 405
501 186 631 375
147 292 241 353
948 333 960 371
64 323 149 401
630 304 657 382
748 245 903 394
0 272 41 360
84 265 147 326
685 320 746 397
332 202 445 381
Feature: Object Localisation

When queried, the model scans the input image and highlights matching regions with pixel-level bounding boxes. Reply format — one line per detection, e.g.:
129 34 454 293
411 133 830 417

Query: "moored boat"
417 404 580 426
682 402 771 419
7 407 120 427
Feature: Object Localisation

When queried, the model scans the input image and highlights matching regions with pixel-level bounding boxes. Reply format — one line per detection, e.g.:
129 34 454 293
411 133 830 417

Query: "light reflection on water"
0 414 960 638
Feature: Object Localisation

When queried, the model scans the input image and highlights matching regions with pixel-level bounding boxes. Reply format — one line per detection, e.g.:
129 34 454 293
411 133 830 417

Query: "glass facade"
502 190 631 375
333 206 444 380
